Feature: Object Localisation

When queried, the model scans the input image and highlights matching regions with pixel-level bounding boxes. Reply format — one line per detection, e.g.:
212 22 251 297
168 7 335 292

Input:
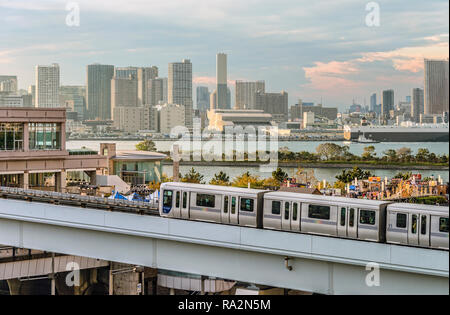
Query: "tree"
272 167 289 183
232 172 264 189
210 171 230 186
181 168 204 184
362 146 376 160
316 143 344 160
394 172 412 180
335 167 374 183
415 148 430 162
136 139 157 152
383 149 397 162
396 147 412 161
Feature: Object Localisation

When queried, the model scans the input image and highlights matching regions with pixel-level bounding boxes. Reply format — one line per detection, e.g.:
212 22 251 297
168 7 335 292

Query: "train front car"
263 191 390 243
159 182 269 228
386 203 449 250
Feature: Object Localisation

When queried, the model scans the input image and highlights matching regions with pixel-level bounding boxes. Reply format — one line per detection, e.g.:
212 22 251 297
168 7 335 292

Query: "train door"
337 207 347 237
230 196 238 225
281 201 291 231
347 207 358 238
221 195 230 224
173 190 181 218
291 202 300 231
408 213 419 246
419 213 430 247
181 191 190 219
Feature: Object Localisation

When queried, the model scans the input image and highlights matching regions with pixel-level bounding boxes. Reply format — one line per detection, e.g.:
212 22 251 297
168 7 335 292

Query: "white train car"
159 182 268 227
386 203 449 250
263 191 390 242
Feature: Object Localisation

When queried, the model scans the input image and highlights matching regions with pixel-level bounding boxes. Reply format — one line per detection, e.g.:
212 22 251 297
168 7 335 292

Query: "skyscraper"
255 90 289 123
111 75 138 119
381 89 394 121
0 76 18 93
168 59 193 128
86 64 114 120
196 86 210 111
235 80 265 109
411 88 424 123
424 59 449 115
216 53 228 109
370 93 377 112
147 78 166 106
36 64 60 108
137 67 158 105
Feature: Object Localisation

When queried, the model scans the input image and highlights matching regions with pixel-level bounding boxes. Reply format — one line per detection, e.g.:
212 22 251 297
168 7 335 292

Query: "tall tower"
168 59 193 128
381 89 394 122
86 64 114 120
216 53 228 109
424 59 449 115
36 64 60 108
411 88 424 123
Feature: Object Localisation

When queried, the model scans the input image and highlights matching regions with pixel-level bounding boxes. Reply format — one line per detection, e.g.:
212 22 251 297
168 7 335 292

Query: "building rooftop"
112 151 167 161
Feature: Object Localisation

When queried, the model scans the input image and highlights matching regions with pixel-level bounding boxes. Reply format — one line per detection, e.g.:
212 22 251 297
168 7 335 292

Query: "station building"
0 107 108 191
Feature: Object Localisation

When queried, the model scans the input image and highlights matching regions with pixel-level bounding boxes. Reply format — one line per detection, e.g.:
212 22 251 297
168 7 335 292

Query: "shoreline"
162 160 449 170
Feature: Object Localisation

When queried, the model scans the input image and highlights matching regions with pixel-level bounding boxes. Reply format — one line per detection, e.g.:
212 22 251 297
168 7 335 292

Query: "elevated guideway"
0 198 448 295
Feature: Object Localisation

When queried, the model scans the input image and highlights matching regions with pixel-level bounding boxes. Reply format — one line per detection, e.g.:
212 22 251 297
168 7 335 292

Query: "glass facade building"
29 123 61 150
0 123 23 151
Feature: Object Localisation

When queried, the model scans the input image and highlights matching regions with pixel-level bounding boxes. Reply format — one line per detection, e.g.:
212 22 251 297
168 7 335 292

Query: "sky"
0 0 449 111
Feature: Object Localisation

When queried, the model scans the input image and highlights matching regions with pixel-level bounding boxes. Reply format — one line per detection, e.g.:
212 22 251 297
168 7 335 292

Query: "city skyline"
0 0 448 111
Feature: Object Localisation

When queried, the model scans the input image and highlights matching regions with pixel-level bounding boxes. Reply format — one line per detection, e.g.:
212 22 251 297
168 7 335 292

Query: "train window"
396 213 407 228
176 192 180 208
163 190 173 208
182 192 187 208
421 216 427 235
231 197 236 214
439 217 448 233
285 202 290 220
272 201 281 215
411 215 417 234
340 208 346 226
308 205 330 220
360 210 376 225
349 208 355 227
224 196 229 214
240 198 254 212
196 194 215 208
293 203 298 221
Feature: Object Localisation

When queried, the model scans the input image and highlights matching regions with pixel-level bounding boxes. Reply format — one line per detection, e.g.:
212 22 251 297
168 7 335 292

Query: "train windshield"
162 190 173 213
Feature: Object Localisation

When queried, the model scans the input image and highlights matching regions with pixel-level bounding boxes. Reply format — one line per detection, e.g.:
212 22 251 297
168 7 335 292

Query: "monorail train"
159 182 449 250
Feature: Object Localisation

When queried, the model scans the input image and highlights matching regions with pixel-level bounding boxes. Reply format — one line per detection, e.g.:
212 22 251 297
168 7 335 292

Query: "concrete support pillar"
170 288 175 295
23 171 29 190
55 171 67 193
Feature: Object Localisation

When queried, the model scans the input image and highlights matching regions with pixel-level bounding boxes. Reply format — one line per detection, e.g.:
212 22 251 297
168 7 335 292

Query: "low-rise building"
0 107 108 191
207 109 273 132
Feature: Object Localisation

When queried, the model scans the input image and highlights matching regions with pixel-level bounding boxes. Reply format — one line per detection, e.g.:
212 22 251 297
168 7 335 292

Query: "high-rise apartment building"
411 88 424 123
59 86 86 121
424 59 449 115
0 76 18 93
255 91 288 123
381 89 395 121
36 64 60 108
111 75 138 120
137 67 158 105
168 59 193 128
370 93 377 112
216 53 228 109
147 78 166 106
196 86 210 111
28 85 36 107
235 80 265 109
86 64 114 120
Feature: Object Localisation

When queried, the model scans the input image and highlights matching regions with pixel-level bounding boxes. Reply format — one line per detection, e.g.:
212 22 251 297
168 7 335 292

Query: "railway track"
0 187 160 216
